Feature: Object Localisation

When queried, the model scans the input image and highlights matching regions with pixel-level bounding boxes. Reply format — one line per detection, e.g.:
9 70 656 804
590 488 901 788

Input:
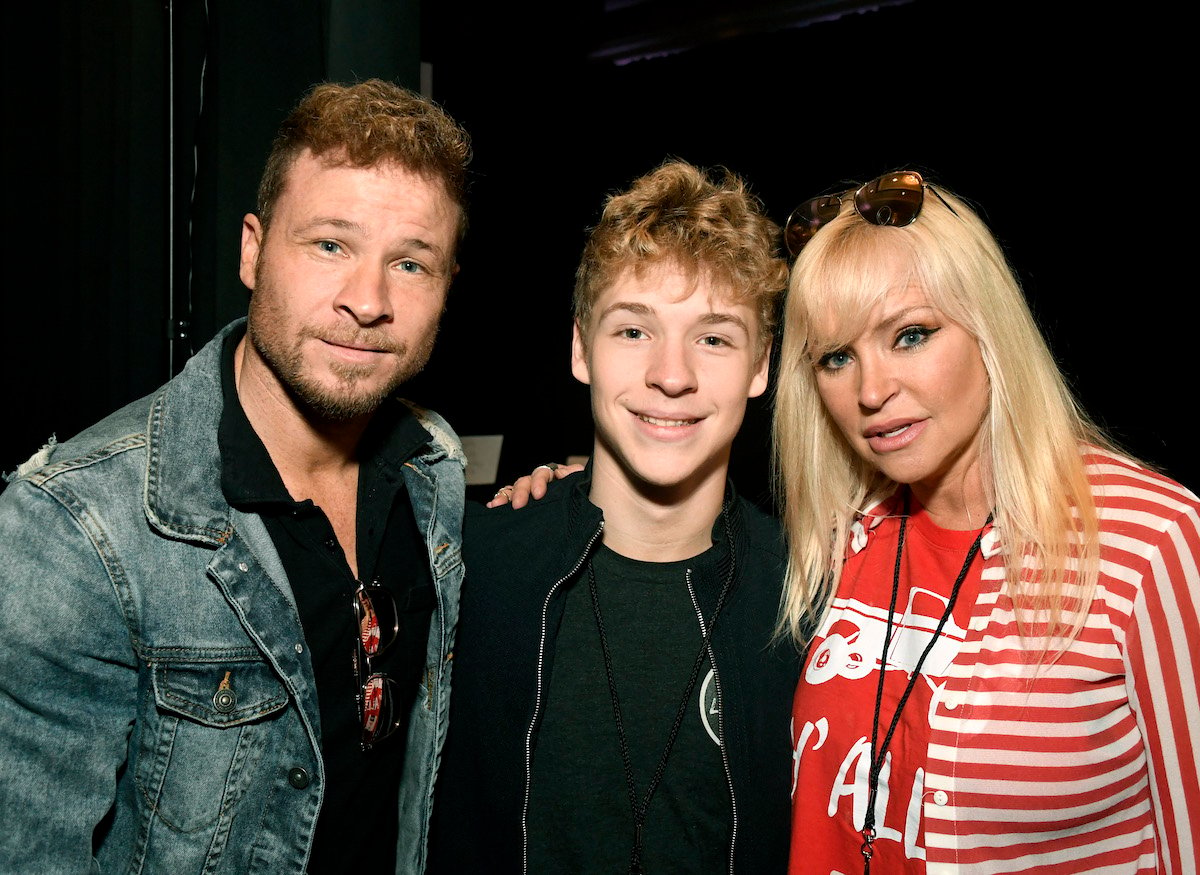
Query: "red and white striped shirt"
790 448 1199 873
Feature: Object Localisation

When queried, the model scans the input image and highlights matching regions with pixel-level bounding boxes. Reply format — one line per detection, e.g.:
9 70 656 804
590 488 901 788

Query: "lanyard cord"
587 523 737 875
860 496 991 874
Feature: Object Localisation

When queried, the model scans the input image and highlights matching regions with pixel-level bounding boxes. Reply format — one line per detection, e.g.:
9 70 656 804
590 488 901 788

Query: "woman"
775 171 1198 874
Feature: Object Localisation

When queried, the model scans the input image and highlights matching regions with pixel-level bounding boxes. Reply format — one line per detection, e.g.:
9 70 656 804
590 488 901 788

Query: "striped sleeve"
1101 459 1200 872
922 450 1200 874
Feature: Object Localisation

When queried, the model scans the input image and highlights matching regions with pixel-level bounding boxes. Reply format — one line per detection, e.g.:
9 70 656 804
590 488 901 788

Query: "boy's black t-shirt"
527 544 731 873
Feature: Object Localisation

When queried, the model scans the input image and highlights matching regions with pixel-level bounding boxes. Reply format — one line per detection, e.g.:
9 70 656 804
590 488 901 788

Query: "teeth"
879 424 910 438
639 415 696 427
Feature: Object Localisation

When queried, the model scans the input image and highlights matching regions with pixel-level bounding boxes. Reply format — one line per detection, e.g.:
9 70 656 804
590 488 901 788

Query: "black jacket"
429 471 800 873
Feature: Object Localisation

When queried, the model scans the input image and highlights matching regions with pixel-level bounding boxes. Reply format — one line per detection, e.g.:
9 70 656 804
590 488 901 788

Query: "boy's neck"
587 453 728 562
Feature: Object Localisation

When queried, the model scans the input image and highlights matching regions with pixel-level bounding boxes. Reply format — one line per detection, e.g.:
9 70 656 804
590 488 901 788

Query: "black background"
3 0 1192 508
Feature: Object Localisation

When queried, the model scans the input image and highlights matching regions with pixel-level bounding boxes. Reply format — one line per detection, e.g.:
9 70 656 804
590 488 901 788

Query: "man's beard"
247 276 439 422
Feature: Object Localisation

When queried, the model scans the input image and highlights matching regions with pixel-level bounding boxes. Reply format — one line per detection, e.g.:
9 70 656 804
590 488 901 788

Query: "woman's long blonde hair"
773 179 1110 647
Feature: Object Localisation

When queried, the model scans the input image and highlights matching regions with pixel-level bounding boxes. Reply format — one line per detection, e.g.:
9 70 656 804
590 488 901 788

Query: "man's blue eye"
399 260 423 274
317 240 341 254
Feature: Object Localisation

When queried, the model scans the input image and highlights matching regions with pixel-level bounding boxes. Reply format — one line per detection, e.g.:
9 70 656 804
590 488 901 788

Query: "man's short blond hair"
256 78 472 242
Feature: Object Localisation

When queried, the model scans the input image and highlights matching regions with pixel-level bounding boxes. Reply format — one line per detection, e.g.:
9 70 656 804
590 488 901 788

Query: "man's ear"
239 213 264 291
748 339 771 399
570 321 591 386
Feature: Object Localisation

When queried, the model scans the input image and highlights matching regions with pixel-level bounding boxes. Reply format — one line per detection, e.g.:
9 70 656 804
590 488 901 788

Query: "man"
429 160 800 873
0 79 470 874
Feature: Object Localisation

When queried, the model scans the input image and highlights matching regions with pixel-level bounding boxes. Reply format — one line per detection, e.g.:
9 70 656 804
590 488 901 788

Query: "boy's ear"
571 321 591 386
748 339 771 399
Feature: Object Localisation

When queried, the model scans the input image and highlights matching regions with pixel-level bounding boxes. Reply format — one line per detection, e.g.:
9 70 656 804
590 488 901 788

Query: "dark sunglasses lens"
854 171 924 227
785 194 844 256
355 583 399 657
361 673 403 748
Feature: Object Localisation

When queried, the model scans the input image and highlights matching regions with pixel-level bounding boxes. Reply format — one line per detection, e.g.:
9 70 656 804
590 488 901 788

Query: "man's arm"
0 481 139 873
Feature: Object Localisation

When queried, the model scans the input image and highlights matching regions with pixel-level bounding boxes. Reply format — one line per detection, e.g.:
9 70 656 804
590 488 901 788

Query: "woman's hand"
488 461 585 509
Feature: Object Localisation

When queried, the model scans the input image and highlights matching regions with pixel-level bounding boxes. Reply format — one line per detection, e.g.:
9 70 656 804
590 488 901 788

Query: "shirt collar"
217 326 432 508
848 489 1003 560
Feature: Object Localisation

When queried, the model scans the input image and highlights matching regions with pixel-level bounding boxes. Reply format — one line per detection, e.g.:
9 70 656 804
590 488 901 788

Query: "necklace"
587 521 736 875
860 495 991 875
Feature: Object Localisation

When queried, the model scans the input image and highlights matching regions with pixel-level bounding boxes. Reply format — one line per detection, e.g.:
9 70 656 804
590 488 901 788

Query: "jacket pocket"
152 659 289 726
135 658 289 834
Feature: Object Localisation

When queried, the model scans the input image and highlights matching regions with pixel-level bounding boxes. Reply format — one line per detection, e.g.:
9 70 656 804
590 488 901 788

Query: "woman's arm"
1123 500 1200 873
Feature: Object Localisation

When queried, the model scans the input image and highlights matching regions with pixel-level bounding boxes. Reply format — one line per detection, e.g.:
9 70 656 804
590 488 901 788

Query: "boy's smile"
572 260 769 500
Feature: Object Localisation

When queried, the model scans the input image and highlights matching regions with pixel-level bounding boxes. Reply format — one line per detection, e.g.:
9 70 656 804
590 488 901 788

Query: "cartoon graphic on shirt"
791 586 972 869
806 587 968 687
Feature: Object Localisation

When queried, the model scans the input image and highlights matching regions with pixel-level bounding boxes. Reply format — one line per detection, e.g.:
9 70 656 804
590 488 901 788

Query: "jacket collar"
143 318 463 545
563 460 747 594
143 320 240 545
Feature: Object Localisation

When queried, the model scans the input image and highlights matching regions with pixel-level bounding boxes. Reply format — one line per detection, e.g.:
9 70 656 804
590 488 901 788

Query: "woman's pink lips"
865 418 927 453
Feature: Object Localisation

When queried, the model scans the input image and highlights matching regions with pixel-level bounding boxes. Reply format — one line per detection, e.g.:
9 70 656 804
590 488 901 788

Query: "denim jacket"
0 320 466 875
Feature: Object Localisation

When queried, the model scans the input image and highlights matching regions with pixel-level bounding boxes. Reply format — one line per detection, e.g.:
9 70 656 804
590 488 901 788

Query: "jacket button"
933 790 949 806
212 689 237 713
288 767 310 789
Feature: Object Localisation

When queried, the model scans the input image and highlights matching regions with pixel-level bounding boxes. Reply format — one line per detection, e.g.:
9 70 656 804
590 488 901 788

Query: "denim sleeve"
0 480 139 874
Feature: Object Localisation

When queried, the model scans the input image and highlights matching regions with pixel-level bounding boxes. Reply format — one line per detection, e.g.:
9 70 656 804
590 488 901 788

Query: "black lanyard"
586 524 736 875
860 497 991 874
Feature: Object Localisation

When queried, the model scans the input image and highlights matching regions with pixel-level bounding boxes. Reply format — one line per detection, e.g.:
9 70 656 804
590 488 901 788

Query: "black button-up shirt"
217 329 434 871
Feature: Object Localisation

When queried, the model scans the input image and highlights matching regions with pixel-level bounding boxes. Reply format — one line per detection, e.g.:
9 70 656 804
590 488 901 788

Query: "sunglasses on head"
783 170 956 258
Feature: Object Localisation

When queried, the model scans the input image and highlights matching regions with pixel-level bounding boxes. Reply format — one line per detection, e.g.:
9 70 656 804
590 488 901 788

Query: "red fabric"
788 449 1200 874
789 500 984 874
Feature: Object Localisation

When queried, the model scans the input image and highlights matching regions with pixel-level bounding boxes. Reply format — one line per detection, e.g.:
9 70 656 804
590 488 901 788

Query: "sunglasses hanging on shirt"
352 579 405 751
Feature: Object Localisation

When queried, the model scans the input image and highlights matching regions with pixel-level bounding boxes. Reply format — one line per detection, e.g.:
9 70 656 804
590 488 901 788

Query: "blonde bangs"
775 179 1109 654
791 211 940 362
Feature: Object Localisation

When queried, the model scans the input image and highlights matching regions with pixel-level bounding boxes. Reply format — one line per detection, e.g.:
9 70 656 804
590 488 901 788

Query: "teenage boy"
429 160 799 873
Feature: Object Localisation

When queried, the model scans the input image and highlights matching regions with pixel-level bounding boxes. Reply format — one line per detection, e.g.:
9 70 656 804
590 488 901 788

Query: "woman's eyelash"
896 325 938 347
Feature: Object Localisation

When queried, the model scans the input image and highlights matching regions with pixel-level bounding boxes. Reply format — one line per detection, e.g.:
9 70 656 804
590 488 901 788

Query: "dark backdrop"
3 0 1192 509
